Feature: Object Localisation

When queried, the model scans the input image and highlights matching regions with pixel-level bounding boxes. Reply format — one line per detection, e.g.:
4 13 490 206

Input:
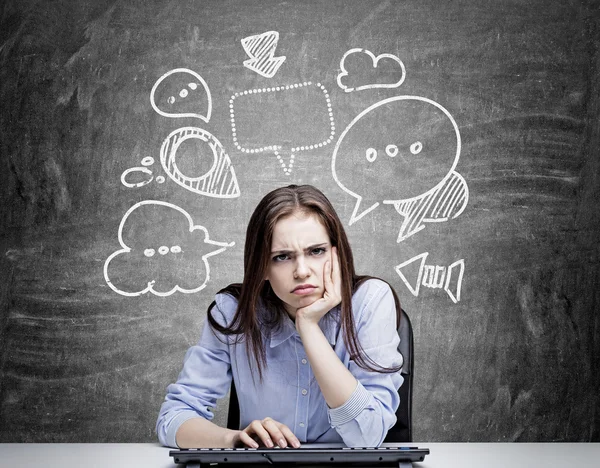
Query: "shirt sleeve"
327 280 404 447
155 294 236 447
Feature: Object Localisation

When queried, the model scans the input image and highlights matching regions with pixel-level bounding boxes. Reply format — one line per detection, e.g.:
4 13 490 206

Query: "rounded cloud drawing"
337 48 406 93
104 200 234 297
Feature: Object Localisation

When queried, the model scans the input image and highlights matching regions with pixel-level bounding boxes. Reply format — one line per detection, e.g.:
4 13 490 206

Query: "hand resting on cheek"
295 246 342 330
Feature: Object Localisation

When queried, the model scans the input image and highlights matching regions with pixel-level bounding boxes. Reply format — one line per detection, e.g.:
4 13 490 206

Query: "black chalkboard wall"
0 0 598 443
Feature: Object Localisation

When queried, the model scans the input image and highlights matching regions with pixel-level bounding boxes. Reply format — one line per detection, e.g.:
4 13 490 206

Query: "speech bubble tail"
349 198 379 225
273 149 296 176
203 240 235 260
393 205 426 243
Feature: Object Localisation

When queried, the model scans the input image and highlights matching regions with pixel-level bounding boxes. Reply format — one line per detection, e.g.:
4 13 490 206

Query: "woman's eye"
273 254 289 262
311 248 326 256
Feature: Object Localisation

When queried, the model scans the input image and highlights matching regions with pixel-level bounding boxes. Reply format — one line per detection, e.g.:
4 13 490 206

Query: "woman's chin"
296 294 323 309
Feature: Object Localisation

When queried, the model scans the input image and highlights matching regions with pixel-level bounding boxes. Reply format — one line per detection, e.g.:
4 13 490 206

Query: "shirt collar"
269 315 297 348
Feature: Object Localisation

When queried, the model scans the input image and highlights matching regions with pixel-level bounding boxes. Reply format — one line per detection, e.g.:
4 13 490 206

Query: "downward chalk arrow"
241 31 286 78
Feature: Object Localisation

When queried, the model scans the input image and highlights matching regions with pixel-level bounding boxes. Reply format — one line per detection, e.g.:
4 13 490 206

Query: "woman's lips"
292 285 317 295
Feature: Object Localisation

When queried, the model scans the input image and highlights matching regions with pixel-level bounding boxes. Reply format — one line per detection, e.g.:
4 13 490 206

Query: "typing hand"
232 417 301 449
295 246 341 328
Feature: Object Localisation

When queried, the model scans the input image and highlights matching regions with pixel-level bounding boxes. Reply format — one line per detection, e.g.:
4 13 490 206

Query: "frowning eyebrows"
270 242 330 255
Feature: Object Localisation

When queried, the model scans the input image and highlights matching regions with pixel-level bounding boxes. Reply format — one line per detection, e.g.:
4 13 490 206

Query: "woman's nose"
294 257 311 279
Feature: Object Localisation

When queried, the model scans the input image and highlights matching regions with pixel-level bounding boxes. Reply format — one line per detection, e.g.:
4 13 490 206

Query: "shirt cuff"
328 381 373 428
166 410 204 448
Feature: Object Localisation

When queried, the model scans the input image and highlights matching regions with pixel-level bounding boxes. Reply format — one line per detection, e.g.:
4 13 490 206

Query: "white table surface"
0 443 598 468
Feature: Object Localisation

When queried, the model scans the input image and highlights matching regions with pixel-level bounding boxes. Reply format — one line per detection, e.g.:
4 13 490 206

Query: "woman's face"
265 210 332 319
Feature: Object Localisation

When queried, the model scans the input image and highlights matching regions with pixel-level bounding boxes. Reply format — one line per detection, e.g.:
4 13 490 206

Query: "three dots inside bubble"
167 82 199 105
365 141 423 162
144 245 182 257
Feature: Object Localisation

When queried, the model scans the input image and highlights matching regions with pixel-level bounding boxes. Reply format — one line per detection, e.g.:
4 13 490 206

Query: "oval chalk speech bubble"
331 95 461 225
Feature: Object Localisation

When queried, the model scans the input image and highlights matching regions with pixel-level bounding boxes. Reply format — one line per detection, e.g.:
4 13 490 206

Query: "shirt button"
301 389 308 395
299 422 305 427
301 359 307 364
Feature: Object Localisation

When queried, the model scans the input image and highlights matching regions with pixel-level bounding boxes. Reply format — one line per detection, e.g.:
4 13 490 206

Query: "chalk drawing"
230 81 335 175
337 48 406 92
150 68 212 122
395 252 465 303
386 171 468 242
121 157 165 188
241 31 286 78
160 127 240 198
332 95 468 241
104 200 234 297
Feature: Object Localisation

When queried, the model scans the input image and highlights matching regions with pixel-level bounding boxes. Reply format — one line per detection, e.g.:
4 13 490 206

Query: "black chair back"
383 308 413 442
226 376 241 431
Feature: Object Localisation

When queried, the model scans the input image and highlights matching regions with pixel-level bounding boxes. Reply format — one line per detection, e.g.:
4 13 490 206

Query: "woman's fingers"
331 247 341 293
278 424 301 448
236 430 259 448
246 419 275 447
242 418 301 448
323 247 341 303
262 418 287 447
323 259 333 290
263 419 301 448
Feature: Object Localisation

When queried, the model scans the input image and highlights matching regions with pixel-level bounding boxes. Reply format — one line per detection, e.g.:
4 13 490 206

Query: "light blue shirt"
156 278 403 448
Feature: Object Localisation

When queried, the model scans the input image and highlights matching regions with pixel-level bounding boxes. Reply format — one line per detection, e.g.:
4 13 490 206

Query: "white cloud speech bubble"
337 48 406 93
104 200 234 297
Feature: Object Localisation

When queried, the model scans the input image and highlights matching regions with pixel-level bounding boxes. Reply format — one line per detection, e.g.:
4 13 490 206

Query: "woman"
156 184 404 448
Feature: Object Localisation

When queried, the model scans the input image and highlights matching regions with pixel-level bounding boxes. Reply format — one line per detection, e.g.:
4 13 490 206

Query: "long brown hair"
207 184 402 380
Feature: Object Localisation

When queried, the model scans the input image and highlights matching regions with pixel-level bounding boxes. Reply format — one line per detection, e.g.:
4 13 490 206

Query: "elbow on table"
157 409 206 448
342 428 388 448
338 414 395 448
156 420 169 447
